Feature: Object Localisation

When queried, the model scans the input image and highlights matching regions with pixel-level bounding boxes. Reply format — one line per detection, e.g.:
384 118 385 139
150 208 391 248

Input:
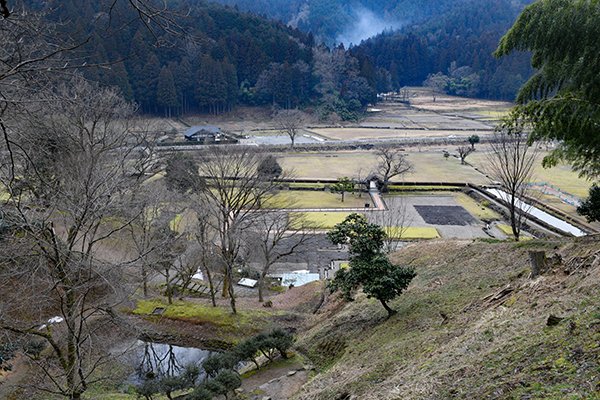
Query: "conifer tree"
495 0 600 178
157 65 179 117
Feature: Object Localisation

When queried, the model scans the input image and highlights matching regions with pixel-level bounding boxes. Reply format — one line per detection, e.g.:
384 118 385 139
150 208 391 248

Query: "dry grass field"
468 150 593 198
267 190 370 209
279 150 490 184
309 128 492 141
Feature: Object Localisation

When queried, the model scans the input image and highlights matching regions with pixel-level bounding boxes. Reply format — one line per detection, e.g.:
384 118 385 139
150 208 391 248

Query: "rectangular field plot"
384 226 440 239
279 151 490 184
381 194 490 239
290 212 353 229
469 151 592 198
310 128 490 141
267 191 371 209
414 205 476 226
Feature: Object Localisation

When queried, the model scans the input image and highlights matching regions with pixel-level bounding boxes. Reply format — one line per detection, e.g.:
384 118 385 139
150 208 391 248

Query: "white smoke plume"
336 7 403 47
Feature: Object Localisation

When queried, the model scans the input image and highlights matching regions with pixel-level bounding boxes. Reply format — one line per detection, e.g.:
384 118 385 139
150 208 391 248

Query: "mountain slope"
351 0 534 100
210 0 462 45
39 0 315 114
296 238 600 399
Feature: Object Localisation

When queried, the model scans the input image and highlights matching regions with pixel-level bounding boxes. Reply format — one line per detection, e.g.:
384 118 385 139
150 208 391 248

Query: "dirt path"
240 356 311 400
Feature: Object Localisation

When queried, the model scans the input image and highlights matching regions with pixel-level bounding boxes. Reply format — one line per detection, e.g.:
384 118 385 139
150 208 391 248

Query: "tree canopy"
328 214 416 317
577 184 600 222
495 0 600 179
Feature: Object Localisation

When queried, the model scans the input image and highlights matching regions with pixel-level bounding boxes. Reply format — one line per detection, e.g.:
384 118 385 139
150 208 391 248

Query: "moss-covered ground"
133 299 281 343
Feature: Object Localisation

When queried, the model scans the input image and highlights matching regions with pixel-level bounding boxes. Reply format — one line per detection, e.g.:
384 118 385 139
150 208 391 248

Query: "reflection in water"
126 341 214 384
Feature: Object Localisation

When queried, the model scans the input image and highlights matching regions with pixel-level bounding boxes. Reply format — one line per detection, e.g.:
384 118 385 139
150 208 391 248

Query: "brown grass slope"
295 238 600 400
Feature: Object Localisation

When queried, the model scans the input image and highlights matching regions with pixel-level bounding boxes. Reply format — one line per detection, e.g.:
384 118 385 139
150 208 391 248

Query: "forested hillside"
41 0 306 114
211 0 459 45
29 0 379 118
351 0 534 100
212 0 535 101
29 0 536 116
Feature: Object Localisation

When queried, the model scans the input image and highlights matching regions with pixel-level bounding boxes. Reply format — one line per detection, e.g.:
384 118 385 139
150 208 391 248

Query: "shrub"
214 369 242 393
187 386 213 400
135 379 162 400
202 352 239 378
268 328 294 359
234 337 260 369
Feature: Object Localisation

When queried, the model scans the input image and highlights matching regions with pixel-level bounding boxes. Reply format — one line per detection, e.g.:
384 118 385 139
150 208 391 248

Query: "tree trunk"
204 265 216 307
529 251 546 278
165 268 173 305
509 196 520 241
380 299 397 318
258 269 269 303
142 265 148 297
222 274 229 298
228 280 237 314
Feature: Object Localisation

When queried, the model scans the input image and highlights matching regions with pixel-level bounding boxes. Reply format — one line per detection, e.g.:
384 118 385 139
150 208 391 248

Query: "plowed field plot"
414 205 476 226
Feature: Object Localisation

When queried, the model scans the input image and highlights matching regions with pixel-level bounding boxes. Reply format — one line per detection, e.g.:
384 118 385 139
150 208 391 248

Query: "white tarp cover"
238 278 258 288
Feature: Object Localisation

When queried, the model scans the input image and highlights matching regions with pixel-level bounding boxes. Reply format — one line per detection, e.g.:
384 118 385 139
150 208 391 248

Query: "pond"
122 341 215 385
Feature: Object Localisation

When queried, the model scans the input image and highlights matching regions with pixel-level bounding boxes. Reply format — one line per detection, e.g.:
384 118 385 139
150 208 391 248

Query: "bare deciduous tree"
488 127 538 241
248 211 313 302
191 205 221 307
374 148 413 191
369 196 413 253
274 109 306 148
457 146 474 165
196 146 282 314
0 79 147 399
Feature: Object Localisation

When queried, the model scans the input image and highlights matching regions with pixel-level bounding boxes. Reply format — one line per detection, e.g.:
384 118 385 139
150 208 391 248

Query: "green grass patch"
287 182 327 190
291 212 353 229
496 224 533 241
133 299 277 340
384 226 440 239
267 191 369 209
169 214 184 233
454 193 501 221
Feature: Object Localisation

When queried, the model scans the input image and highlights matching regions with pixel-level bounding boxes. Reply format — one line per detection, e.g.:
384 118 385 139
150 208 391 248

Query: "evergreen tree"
577 184 600 223
157 66 180 117
139 54 161 113
495 0 600 178
328 214 416 318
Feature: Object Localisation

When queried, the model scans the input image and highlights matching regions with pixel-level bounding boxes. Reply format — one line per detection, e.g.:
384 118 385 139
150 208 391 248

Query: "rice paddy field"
279 150 490 184
308 128 491 141
291 211 353 229
267 190 371 209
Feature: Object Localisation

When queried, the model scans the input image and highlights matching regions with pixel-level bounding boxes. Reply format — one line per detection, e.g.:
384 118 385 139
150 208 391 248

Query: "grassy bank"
295 239 600 399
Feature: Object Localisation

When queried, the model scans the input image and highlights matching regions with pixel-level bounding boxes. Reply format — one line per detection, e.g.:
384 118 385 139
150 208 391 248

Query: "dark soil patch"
414 205 476 226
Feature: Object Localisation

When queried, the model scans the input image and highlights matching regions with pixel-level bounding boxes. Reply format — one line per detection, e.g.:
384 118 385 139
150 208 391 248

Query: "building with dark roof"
184 125 222 142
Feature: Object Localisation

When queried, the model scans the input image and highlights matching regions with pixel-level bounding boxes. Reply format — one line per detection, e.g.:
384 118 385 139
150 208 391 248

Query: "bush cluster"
135 329 294 399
